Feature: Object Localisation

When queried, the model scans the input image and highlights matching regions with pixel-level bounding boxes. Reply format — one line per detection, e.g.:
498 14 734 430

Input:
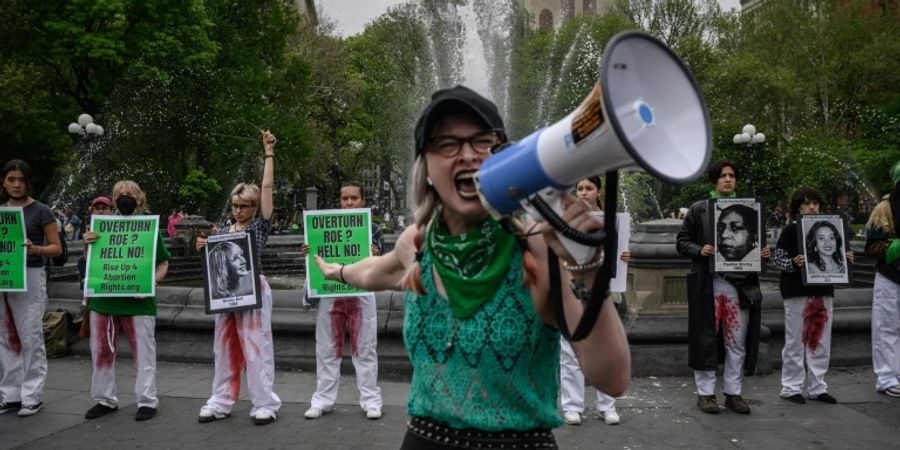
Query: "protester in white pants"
302 182 384 420
307 293 382 418
559 338 620 425
196 130 282 425
693 277 749 399
871 273 900 395
0 159 62 417
89 314 158 410
677 160 769 415
865 165 900 398
558 177 626 426
83 180 170 421
774 187 849 404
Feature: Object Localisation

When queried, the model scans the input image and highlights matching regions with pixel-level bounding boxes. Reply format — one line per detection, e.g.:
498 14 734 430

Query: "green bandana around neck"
709 189 737 199
426 212 517 319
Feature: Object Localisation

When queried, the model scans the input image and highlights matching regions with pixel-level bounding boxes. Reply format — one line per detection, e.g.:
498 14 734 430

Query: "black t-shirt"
777 222 834 298
5 200 57 268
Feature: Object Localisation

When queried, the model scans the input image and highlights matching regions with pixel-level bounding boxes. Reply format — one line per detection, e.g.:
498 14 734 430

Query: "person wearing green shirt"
314 86 630 449
82 180 170 422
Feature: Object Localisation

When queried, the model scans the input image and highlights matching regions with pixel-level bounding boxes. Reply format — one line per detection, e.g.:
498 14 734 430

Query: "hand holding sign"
303 208 373 297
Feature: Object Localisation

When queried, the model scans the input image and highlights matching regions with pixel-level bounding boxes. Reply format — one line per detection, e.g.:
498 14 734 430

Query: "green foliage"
178 168 221 211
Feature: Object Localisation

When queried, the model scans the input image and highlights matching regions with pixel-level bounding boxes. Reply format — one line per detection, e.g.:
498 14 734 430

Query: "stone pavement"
2 356 899 449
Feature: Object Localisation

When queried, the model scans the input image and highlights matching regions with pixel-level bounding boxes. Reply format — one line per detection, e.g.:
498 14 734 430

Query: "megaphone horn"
475 31 712 218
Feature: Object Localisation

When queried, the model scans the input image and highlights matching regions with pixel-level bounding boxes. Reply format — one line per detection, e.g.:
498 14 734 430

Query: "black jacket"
676 199 762 374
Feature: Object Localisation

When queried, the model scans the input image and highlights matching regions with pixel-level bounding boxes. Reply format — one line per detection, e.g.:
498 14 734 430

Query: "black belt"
405 416 558 449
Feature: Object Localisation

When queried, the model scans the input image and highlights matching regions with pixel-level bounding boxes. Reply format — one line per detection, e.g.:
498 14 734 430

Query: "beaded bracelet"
561 258 602 272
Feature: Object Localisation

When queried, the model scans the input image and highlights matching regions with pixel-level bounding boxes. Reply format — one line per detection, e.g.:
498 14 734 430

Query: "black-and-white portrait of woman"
800 215 849 284
209 241 253 297
711 198 763 272
203 231 261 313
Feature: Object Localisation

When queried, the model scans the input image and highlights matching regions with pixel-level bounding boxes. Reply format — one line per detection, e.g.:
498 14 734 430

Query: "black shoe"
0 401 22 414
135 406 157 421
85 403 118 419
812 392 837 404
781 394 806 404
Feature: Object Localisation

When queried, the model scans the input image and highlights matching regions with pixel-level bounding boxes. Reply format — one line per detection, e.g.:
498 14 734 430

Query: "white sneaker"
17 403 42 417
366 409 382 420
198 406 228 423
600 408 620 425
563 411 581 425
253 411 276 425
304 407 324 419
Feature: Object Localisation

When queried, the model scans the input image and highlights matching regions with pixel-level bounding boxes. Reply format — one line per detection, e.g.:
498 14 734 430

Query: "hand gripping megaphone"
476 31 711 261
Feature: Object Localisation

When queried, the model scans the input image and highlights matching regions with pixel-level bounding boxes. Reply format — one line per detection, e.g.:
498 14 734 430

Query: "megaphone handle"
530 194 606 246
550 171 618 342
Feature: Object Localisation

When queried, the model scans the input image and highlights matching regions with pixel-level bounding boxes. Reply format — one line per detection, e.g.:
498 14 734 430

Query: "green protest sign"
0 207 27 292
85 215 160 297
304 208 372 298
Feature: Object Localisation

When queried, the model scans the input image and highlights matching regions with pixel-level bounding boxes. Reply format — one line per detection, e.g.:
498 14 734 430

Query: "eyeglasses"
232 203 255 210
427 130 503 158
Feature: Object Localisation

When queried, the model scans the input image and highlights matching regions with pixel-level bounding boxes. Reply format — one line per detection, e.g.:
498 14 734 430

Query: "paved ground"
1 356 899 449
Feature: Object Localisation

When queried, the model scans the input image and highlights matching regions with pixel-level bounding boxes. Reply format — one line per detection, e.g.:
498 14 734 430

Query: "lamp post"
68 113 107 191
732 124 765 194
67 113 104 139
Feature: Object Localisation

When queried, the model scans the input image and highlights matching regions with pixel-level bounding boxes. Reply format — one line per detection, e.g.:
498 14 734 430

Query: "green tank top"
403 247 563 431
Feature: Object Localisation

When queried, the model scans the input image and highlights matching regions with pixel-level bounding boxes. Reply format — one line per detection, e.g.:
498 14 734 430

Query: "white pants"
0 268 48 406
872 272 900 392
90 313 158 409
695 276 749 396
559 338 617 413
781 296 833 396
310 294 382 411
204 277 281 417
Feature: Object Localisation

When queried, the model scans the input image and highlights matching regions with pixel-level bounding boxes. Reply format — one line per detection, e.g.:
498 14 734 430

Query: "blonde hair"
408 156 437 227
231 183 260 206
208 241 244 298
867 195 894 234
111 180 148 214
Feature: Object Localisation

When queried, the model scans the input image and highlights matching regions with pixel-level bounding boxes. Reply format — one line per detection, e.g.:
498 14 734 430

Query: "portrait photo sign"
0 207 27 292
798 214 850 285
202 231 262 314
709 197 764 273
84 215 159 297
304 208 372 298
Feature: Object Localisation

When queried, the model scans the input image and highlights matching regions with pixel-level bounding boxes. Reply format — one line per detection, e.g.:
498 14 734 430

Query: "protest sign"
0 207 27 292
610 213 631 293
84 215 159 297
202 231 262 313
709 198 765 273
798 214 850 285
304 208 372 298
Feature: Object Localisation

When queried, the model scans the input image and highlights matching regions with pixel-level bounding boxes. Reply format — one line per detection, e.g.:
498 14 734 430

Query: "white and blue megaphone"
475 31 712 264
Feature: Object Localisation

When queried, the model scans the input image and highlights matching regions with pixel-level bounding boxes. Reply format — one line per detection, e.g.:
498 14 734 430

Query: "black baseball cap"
414 85 505 156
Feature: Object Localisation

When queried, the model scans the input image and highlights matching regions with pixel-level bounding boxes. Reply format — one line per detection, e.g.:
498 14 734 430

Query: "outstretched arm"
260 130 276 220
314 225 419 292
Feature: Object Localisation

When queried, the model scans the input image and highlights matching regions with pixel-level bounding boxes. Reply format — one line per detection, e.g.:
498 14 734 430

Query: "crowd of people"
1 85 899 449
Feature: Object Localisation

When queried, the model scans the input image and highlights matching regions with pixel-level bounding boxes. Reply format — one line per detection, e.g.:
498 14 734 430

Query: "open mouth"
455 171 478 199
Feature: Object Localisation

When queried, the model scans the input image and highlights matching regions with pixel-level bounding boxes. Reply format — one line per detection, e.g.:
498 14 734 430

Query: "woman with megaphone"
315 86 630 449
